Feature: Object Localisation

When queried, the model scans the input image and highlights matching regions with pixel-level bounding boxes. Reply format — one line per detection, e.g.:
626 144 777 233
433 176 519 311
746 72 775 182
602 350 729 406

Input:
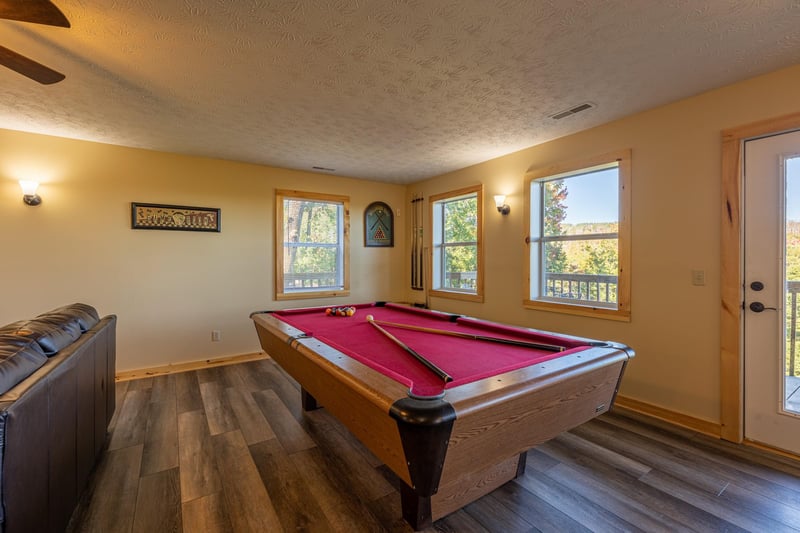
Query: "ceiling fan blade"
0 45 65 84
0 0 69 27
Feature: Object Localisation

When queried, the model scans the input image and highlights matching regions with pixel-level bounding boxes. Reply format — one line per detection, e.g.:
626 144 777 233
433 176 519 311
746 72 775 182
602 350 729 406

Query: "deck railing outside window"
284 272 339 289
444 271 477 290
444 272 618 301
788 281 800 377
545 273 618 304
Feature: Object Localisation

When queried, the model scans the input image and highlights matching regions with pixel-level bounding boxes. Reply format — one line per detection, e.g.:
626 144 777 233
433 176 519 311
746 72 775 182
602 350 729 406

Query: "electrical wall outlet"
211 330 221 342
691 269 705 286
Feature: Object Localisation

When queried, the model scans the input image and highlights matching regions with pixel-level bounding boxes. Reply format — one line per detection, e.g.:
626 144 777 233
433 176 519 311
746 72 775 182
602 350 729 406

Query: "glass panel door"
744 130 800 455
784 155 800 414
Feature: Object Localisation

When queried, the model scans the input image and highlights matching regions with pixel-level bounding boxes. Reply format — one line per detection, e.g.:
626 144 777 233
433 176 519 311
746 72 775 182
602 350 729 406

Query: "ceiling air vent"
550 102 595 120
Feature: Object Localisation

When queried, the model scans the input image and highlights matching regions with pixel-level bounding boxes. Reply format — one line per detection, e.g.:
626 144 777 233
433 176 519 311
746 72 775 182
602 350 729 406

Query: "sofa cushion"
37 303 100 332
0 335 47 394
0 316 82 356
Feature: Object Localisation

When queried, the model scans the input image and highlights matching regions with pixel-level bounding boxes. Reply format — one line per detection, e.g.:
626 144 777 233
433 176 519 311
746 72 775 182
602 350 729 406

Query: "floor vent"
550 102 595 120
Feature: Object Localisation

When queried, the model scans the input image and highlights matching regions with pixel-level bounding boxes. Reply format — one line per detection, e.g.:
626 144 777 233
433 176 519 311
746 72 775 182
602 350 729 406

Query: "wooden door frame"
720 111 800 442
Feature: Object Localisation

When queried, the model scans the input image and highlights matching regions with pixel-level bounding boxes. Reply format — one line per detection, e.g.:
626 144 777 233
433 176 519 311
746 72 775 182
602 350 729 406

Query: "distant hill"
562 222 618 235
552 222 619 275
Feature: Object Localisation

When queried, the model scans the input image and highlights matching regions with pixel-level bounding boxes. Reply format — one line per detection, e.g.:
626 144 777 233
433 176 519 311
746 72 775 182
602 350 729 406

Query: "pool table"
251 302 633 529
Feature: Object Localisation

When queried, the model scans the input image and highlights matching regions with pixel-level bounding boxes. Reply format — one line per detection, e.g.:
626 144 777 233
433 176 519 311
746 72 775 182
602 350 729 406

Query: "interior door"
743 129 800 455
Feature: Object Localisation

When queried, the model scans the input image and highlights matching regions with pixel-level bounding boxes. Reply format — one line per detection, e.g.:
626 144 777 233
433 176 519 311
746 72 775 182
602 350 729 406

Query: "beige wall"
0 133 406 371
404 65 800 424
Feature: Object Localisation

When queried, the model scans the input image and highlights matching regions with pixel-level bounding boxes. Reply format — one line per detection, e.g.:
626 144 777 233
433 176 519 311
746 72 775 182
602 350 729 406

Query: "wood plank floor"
67 358 800 532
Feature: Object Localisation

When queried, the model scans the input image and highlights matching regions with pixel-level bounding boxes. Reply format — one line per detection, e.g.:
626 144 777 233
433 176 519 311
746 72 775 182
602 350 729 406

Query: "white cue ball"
366 314 374 321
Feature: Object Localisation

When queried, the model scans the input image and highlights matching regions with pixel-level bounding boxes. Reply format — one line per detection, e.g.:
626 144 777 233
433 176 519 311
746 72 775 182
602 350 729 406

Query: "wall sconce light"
19 180 42 206
494 194 510 215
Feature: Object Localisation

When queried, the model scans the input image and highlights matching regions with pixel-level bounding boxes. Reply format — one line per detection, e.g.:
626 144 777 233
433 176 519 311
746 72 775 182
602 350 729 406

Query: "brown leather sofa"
0 304 116 533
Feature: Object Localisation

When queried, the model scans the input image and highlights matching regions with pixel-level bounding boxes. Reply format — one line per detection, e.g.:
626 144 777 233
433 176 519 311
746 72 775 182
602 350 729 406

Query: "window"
275 190 349 300
430 184 484 302
525 150 630 320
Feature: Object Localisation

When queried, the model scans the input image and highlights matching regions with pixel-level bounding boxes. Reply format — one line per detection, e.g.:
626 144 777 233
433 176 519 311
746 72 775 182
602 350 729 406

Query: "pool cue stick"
422 246 433 309
411 197 418 288
423 246 430 308
414 196 420 289
371 319 565 352
366 315 453 383
417 196 423 288
411 195 424 290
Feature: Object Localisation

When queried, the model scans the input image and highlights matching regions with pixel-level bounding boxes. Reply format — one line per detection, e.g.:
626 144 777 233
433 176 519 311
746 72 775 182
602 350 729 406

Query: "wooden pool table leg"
400 451 529 530
516 450 528 477
400 484 433 530
301 388 320 411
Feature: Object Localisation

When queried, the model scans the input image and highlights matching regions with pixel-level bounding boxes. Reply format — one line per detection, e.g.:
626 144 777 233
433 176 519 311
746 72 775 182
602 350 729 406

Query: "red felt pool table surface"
272 302 594 397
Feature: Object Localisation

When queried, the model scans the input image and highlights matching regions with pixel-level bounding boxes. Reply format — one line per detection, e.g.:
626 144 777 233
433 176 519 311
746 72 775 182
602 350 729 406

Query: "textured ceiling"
1 0 799 184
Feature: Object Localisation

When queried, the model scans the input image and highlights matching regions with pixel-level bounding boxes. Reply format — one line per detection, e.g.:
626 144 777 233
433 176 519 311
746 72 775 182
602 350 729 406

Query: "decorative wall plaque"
131 202 221 232
364 201 393 247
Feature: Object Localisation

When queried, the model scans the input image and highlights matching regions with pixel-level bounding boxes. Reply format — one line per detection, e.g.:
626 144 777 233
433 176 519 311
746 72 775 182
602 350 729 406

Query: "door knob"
749 301 777 312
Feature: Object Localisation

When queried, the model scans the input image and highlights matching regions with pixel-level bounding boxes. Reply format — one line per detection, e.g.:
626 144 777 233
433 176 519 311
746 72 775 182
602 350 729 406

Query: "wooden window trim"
523 149 631 321
275 189 350 300
428 184 485 303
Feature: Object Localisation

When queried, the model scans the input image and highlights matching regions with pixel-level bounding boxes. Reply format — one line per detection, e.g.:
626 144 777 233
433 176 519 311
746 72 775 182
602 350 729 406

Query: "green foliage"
578 239 619 275
444 197 477 243
543 221 619 276
543 180 568 272
787 221 800 280
442 197 478 285
564 224 619 275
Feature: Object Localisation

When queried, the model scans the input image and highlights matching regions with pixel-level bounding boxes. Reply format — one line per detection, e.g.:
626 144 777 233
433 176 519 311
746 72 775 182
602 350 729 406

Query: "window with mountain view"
275 190 349 299
525 151 630 320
